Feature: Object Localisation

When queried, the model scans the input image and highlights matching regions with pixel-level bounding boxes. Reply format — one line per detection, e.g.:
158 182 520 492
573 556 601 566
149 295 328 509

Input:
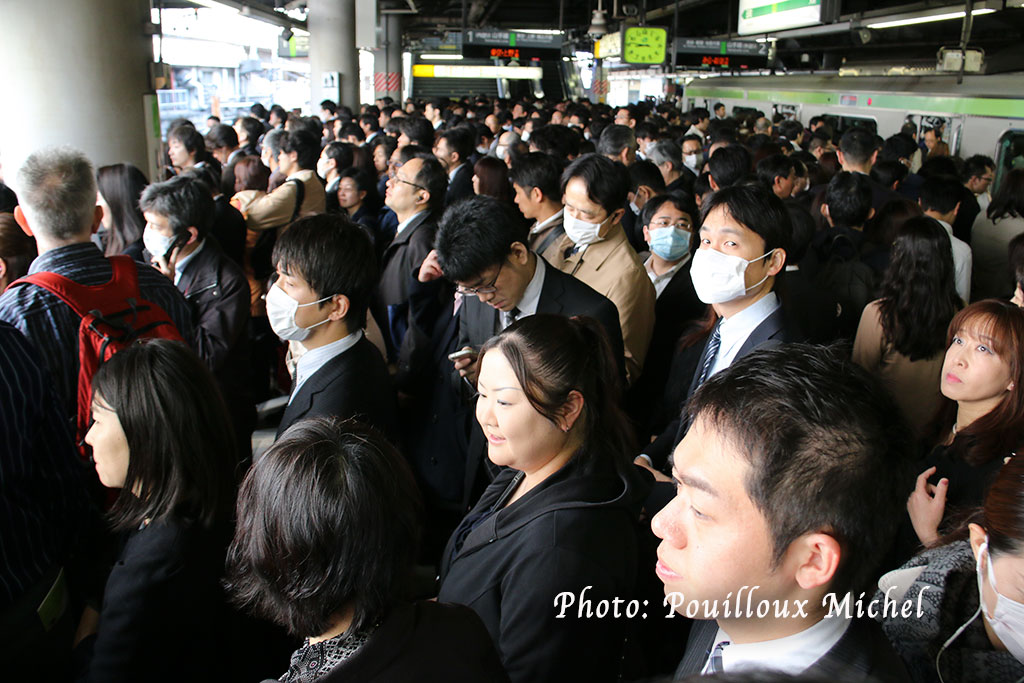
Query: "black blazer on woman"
437 459 651 683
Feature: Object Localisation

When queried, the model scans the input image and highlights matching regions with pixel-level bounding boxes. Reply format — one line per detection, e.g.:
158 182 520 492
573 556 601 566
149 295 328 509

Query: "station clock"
622 26 668 65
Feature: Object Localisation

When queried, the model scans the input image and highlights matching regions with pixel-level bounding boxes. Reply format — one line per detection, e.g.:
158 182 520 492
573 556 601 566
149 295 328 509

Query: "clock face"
622 26 667 65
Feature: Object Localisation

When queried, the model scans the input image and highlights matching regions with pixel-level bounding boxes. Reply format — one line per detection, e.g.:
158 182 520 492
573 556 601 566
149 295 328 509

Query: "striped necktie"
708 640 729 673
695 320 723 388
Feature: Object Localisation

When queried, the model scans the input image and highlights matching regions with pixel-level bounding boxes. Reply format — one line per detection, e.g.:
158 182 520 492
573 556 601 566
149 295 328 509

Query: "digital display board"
675 38 769 70
738 0 822 36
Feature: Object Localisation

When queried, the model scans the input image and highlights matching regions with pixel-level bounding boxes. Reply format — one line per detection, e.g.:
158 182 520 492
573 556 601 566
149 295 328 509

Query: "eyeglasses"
457 262 503 295
650 219 693 231
390 173 426 191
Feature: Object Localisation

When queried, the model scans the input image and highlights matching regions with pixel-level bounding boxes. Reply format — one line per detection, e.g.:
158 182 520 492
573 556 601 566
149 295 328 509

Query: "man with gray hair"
645 139 694 195
0 147 193 419
596 124 637 167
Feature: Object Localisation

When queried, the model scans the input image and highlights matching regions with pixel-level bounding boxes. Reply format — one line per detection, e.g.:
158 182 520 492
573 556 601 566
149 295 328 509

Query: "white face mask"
564 212 610 248
683 152 703 171
521 130 531 143
143 228 174 260
494 144 508 160
980 541 1024 663
629 200 641 216
266 283 333 342
689 247 775 304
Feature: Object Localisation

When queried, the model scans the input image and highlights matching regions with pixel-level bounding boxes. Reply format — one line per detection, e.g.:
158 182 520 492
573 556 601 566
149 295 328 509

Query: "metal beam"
477 0 506 26
185 0 307 30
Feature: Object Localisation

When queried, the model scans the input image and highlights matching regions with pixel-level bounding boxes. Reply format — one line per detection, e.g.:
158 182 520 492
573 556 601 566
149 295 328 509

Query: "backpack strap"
288 178 306 222
9 256 144 318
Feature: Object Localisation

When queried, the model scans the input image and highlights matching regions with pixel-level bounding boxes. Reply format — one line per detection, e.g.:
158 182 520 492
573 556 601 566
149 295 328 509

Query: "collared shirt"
502 258 546 328
395 210 428 237
686 124 705 140
644 253 689 299
709 291 779 377
173 239 206 287
291 330 364 402
448 164 465 182
703 617 849 675
0 242 195 416
530 209 564 236
935 218 973 302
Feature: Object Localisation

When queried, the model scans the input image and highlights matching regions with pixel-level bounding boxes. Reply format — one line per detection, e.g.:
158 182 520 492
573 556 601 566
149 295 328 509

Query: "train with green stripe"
682 73 1024 182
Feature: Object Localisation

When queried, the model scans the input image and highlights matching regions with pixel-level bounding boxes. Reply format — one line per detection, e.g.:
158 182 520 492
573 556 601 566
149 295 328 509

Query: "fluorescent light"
508 29 563 35
867 8 995 30
188 0 234 8
420 53 464 60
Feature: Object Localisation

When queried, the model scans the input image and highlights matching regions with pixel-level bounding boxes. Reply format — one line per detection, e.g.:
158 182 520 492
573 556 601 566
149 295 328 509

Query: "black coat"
276 336 398 441
210 196 247 268
674 617 909 681
81 517 229 682
375 211 437 361
438 461 652 683
446 164 475 206
268 602 509 683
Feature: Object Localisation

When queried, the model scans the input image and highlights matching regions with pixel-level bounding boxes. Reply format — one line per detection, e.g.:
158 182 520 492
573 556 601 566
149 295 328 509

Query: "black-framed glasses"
650 218 693 231
457 262 503 295
390 173 426 191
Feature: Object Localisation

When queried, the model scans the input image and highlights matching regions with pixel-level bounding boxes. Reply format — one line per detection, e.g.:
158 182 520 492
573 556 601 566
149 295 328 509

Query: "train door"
905 113 966 157
994 129 1024 193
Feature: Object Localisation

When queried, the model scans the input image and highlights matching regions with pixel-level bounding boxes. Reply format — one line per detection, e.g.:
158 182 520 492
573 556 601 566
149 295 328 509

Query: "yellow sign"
413 64 544 79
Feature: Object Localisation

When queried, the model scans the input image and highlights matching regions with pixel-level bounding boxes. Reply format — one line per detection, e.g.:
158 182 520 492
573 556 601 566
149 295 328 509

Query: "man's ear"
530 186 543 204
509 241 530 265
867 207 876 222
709 176 721 192
185 226 200 245
793 532 841 591
609 207 626 227
13 206 33 237
89 205 103 235
0 257 7 283
328 294 351 322
819 203 833 227
767 247 787 276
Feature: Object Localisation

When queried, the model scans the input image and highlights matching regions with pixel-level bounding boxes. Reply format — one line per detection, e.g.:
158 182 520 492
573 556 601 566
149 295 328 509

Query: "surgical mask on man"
563 212 610 248
689 247 775 304
143 228 175 261
979 540 1024 663
266 284 333 342
494 145 508 160
683 152 703 171
649 227 692 262
521 130 531 143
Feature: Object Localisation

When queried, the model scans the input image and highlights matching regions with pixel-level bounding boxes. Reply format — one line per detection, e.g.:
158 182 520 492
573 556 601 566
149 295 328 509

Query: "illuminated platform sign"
412 64 544 79
675 38 769 70
738 0 822 36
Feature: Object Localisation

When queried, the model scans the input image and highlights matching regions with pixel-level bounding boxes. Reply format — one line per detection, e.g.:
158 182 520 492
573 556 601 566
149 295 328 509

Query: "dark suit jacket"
458 262 626 508
446 164 475 206
645 305 798 471
276 336 398 440
674 617 909 681
210 196 246 268
376 211 438 360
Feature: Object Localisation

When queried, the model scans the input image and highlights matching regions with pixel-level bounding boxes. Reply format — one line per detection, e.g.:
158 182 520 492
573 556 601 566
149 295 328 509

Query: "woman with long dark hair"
75 339 237 682
472 155 514 204
907 299 1024 547
437 314 650 683
972 169 1024 300
853 216 963 437
879 451 1024 682
95 163 148 260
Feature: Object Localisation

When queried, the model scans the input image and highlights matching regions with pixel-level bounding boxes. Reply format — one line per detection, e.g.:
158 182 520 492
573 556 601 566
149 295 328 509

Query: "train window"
820 114 877 137
774 104 800 120
905 114 963 157
994 130 1024 194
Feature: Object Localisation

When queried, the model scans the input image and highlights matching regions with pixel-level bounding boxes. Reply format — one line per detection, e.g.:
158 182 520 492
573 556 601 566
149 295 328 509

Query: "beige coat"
552 223 656 385
240 169 326 232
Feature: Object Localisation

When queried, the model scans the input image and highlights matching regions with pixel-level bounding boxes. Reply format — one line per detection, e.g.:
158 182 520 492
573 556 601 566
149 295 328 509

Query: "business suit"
458 261 626 508
275 336 398 441
674 617 909 681
552 223 656 386
376 211 437 361
446 164 475 206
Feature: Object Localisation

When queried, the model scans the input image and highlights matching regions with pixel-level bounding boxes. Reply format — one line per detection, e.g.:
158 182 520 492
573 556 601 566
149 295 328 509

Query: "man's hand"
907 466 948 547
633 455 673 483
453 347 480 386
418 249 444 283
150 243 183 280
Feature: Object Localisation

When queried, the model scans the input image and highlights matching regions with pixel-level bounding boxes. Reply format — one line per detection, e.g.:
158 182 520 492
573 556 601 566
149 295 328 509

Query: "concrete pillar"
0 0 152 182
373 14 402 102
308 0 359 113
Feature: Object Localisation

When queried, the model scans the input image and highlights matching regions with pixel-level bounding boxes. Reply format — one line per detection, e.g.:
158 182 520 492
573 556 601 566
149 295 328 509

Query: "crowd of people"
2 92 1024 683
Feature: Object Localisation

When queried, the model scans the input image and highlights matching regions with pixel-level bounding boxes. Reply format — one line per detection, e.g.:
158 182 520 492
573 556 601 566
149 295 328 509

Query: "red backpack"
8 256 184 455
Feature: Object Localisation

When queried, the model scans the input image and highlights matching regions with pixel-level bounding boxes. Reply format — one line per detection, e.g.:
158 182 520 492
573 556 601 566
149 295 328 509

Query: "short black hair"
561 153 629 215
168 125 207 159
839 127 877 166
687 344 914 597
320 99 338 115
640 192 698 232
963 154 995 181
628 159 667 194
509 152 562 201
339 121 365 142
700 182 791 256
411 155 448 214
399 116 435 148
206 123 238 150
359 113 380 132
691 107 710 122
919 175 963 215
280 129 320 170
322 141 354 171
870 159 908 190
435 195 528 283
528 124 581 162
824 171 873 228
596 124 636 157
272 214 378 327
92 339 236 532
708 145 752 189
236 116 264 146
139 174 215 238
438 125 474 164
225 417 422 637
755 154 795 189
880 133 917 163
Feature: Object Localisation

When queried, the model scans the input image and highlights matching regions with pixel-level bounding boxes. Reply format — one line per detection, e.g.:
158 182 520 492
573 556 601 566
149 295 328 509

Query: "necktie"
695 320 722 388
708 640 729 673
504 306 520 329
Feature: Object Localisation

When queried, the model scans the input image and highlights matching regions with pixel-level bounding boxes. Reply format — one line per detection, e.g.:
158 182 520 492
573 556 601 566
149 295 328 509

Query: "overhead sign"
412 64 543 80
737 0 822 36
464 30 562 49
595 31 622 59
278 34 309 58
675 38 769 69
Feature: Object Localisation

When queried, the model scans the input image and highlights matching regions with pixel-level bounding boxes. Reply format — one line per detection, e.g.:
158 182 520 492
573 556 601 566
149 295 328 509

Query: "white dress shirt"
530 208 564 237
644 253 689 299
709 292 780 377
173 239 206 287
395 210 428 237
703 617 849 675
936 218 972 302
290 330 364 403
502 257 546 328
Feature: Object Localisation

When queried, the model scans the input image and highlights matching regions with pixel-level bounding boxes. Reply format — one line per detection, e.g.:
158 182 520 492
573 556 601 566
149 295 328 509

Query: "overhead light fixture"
867 7 995 30
509 29 564 35
420 53 464 60
588 0 608 38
